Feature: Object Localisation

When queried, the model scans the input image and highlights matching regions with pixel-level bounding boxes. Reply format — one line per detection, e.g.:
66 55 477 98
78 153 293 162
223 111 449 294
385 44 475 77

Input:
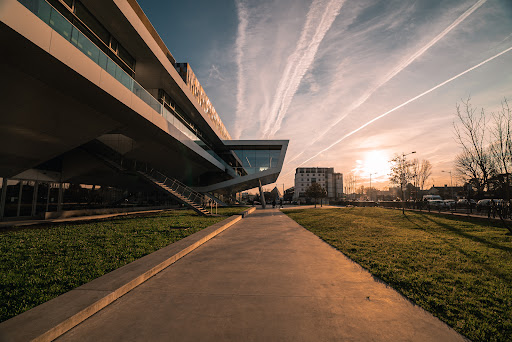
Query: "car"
457 199 477 207
423 195 442 201
444 200 456 209
427 199 445 209
476 199 503 212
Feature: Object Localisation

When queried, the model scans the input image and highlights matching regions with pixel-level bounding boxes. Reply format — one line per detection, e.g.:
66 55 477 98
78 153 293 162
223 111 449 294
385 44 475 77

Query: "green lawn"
0 207 248 323
283 207 512 342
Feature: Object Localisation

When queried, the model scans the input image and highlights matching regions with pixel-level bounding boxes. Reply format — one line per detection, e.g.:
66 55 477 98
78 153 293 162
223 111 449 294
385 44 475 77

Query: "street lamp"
442 170 453 199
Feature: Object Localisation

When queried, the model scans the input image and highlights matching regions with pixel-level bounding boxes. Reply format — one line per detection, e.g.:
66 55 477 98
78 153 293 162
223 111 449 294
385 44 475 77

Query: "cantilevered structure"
0 0 288 218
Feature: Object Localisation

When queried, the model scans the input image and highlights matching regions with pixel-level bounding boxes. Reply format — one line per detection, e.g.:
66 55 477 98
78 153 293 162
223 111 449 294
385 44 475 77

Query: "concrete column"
17 181 24 216
258 179 266 209
31 181 39 217
57 183 63 212
0 178 7 220
45 183 51 212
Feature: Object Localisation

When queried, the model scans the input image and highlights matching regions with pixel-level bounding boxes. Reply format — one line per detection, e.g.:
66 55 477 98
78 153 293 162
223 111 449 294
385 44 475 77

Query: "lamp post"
401 151 416 214
442 170 453 199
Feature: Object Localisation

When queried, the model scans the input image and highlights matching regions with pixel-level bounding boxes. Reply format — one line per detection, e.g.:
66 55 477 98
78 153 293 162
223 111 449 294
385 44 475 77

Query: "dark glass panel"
118 44 136 71
110 36 118 53
74 1 109 45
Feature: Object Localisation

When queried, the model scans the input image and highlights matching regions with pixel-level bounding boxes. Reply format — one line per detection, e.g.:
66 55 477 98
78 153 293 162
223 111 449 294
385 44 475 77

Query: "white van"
423 195 442 201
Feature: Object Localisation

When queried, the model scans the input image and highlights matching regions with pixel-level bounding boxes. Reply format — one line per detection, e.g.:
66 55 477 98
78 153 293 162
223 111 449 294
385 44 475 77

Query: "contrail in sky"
282 45 512 177
286 0 487 163
234 0 249 139
261 0 345 138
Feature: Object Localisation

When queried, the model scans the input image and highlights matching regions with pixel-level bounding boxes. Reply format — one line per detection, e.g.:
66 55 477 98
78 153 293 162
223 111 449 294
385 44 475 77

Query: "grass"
0 207 248 323
283 207 512 342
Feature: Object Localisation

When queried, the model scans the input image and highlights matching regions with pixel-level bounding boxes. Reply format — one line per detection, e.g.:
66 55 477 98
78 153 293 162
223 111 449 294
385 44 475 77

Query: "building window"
48 0 136 75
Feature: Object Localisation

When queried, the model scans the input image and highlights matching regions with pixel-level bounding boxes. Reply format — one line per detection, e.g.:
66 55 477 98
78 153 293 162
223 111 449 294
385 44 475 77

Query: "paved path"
57 209 466 341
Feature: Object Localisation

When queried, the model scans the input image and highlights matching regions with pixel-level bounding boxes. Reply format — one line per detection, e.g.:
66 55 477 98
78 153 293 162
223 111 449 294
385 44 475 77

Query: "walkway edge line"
0 210 255 342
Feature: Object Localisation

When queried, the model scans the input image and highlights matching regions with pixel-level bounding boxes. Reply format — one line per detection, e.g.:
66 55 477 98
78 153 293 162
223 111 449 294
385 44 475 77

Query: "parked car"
423 195 442 201
444 200 456 209
476 199 503 212
427 199 445 209
457 199 476 205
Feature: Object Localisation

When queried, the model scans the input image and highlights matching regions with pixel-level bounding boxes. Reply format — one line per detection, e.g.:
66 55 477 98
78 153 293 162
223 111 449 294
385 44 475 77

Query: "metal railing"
142 169 207 206
83 140 207 208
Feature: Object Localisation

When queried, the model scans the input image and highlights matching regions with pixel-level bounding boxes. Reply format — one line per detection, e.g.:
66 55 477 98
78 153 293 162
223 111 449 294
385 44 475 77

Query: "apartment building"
293 167 343 200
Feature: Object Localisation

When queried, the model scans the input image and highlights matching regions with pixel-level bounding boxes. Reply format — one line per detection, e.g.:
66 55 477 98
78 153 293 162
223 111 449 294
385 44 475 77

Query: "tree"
417 159 432 192
305 182 327 208
453 97 493 197
489 99 512 201
389 154 415 214
455 150 486 197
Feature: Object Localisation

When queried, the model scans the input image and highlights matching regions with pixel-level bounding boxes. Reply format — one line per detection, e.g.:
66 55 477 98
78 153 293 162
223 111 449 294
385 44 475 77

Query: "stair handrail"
84 140 209 213
144 168 206 205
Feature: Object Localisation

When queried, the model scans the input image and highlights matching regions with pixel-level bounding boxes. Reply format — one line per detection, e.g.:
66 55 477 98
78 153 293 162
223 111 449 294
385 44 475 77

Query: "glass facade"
18 0 207 147
16 0 287 181
233 150 281 175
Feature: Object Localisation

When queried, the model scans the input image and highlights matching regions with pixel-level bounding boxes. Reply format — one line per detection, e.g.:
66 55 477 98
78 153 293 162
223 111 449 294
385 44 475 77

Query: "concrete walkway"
56 209 466 342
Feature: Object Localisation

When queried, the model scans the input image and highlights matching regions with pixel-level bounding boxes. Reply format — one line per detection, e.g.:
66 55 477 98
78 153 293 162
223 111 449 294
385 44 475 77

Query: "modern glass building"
0 0 288 218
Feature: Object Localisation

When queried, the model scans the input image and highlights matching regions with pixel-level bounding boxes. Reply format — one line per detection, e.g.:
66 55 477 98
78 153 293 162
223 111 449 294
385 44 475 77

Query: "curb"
238 206 256 218
0 211 254 342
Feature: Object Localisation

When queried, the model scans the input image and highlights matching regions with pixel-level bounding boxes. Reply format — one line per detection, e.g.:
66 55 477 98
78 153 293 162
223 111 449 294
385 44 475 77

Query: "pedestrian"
272 199 276 208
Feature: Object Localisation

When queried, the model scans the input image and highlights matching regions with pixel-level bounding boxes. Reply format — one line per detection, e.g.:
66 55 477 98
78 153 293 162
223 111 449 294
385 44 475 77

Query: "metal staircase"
138 170 212 216
82 140 213 216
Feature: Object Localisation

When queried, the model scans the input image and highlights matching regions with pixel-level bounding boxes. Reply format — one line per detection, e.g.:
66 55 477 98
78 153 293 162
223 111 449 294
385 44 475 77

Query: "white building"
293 167 343 200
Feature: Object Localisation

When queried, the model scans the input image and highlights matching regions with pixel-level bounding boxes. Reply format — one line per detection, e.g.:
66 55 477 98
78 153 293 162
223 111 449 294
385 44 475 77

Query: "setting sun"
361 150 391 177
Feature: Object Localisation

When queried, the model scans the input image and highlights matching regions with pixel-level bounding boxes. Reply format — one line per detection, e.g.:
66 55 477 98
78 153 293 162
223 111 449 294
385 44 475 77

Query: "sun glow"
359 150 391 178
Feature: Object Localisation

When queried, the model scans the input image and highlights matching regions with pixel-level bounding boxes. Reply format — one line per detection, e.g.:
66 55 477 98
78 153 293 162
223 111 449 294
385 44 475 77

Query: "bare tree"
389 154 415 214
411 159 432 194
453 97 493 197
455 150 485 196
489 99 512 201
418 160 432 192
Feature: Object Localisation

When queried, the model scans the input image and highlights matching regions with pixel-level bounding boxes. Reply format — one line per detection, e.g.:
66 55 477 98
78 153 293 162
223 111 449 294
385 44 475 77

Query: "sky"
138 0 512 191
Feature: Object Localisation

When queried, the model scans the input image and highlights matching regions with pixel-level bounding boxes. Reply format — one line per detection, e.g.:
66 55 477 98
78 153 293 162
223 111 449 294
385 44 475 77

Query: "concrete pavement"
56 209 466 341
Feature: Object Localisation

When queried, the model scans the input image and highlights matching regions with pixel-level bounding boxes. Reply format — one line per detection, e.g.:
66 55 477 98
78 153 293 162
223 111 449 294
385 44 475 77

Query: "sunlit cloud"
234 0 249 139
261 0 345 138
285 44 512 176
205 0 512 189
285 0 487 164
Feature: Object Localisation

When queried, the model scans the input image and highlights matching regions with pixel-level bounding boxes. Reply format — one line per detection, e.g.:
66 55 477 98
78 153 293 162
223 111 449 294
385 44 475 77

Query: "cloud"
234 0 249 139
290 44 512 172
261 0 345 138
207 64 225 81
285 0 488 164
222 0 512 189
